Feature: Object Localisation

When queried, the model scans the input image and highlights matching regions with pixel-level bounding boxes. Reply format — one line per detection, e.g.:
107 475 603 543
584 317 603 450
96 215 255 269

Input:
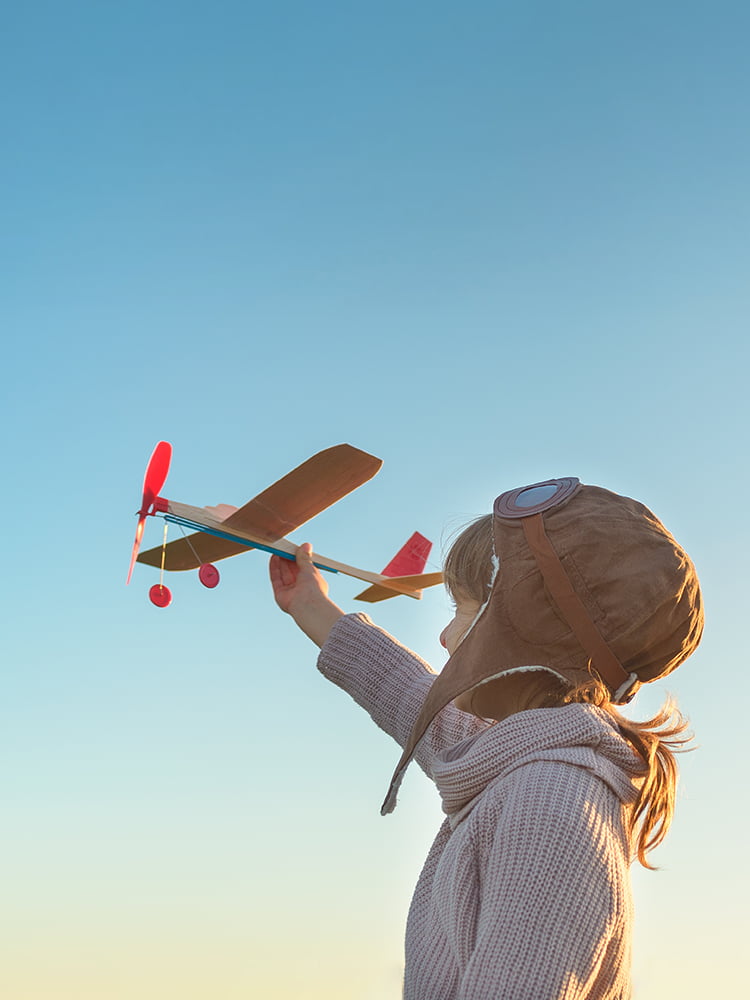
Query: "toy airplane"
127 441 443 607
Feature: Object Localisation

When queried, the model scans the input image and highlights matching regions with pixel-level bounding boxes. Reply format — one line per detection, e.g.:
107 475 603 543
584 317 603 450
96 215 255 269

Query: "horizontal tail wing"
355 572 444 603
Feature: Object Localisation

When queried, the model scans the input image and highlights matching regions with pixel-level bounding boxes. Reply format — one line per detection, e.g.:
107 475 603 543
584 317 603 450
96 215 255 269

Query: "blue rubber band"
162 515 339 573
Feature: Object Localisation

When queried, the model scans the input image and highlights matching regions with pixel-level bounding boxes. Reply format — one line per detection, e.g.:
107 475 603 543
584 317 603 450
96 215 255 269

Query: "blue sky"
2 2 748 997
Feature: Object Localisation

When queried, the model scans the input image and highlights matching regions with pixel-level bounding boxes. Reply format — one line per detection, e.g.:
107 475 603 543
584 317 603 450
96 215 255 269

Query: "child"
269 477 703 999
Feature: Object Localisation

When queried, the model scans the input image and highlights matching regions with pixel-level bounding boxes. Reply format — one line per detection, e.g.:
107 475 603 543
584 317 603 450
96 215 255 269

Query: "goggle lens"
494 477 580 518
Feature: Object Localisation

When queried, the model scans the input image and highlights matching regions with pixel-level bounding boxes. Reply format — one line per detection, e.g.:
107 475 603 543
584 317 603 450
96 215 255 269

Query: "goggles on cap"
494 477 581 518
493 477 639 704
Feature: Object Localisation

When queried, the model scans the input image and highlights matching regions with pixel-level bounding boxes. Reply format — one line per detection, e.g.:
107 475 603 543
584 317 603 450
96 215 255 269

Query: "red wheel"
198 564 220 589
149 584 172 607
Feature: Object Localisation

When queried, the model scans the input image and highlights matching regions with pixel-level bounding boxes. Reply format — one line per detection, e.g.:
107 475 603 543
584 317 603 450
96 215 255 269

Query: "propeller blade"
127 441 172 585
126 515 147 585
140 441 172 512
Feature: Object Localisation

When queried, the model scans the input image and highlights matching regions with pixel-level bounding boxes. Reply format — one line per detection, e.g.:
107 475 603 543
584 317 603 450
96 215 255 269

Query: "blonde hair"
444 514 692 868
444 515 496 604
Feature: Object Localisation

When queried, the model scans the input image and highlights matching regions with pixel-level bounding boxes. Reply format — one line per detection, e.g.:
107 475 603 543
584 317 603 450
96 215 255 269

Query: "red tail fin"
380 532 432 577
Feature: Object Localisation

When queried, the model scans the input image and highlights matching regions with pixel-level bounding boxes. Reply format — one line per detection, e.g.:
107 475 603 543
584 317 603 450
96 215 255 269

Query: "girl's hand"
269 542 328 614
269 543 344 647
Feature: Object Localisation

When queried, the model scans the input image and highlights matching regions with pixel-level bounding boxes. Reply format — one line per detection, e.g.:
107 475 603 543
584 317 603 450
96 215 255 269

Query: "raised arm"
318 612 488 765
269 544 487 775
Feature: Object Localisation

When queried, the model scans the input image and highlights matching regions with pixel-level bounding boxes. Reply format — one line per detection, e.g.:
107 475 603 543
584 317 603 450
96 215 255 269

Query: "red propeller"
126 441 173 584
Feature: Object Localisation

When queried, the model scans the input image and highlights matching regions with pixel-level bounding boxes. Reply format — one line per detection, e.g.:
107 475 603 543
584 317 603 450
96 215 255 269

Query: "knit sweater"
318 613 645 1000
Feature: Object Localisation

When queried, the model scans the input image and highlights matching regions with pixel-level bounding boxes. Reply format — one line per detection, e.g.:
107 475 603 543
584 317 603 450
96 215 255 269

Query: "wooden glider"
128 442 443 607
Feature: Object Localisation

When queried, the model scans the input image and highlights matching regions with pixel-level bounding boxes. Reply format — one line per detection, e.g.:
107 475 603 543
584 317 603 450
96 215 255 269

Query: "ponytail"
563 680 693 869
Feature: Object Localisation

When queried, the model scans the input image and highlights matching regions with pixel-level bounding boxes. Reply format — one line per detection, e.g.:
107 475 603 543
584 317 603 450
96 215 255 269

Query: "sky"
2 1 748 997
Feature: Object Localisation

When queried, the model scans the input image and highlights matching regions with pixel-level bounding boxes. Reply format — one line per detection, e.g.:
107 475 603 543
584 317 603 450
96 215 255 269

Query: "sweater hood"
431 703 646 830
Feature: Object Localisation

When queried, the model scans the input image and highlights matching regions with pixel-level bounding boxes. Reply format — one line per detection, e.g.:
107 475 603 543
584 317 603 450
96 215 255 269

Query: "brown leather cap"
381 482 703 814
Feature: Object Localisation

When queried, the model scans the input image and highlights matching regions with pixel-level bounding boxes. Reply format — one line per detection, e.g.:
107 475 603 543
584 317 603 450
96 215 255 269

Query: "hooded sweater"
318 613 645 1000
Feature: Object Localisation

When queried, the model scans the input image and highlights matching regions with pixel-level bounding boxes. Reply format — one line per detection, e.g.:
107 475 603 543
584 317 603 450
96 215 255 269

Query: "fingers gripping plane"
127 442 443 608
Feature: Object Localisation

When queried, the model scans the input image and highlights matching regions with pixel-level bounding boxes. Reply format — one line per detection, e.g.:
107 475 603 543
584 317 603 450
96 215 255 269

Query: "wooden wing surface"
137 532 255 571
137 444 382 572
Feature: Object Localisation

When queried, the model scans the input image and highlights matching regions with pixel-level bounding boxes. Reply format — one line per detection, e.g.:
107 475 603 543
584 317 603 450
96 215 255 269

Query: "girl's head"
437 481 703 722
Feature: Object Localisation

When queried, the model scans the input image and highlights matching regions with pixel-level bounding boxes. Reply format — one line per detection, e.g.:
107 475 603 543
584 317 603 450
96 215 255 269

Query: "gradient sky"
2 2 748 997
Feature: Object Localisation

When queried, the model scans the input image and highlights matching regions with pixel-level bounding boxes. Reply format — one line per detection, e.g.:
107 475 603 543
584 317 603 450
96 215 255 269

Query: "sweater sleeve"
459 761 631 1000
317 613 488 777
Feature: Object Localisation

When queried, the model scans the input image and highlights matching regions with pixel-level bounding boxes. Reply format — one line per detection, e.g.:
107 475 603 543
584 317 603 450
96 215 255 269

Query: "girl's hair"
444 515 692 869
